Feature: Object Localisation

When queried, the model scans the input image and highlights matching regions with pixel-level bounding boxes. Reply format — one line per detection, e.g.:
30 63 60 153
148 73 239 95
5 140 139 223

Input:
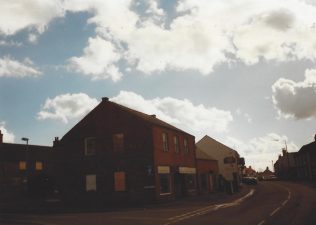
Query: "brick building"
0 130 54 197
53 97 197 203
195 146 218 194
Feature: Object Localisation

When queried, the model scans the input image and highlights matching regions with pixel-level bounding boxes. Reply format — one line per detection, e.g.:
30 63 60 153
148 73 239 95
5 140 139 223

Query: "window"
86 174 97 191
184 138 189 154
159 174 171 194
186 174 196 190
114 171 126 191
85 137 97 155
162 132 169 152
224 156 236 164
35 161 43 171
200 173 208 191
174 136 179 153
113 133 124 152
19 161 26 170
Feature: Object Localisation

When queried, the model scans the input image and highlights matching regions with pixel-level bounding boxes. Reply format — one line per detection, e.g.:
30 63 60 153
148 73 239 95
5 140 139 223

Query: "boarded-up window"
85 137 97 155
114 172 126 191
113 133 124 152
86 174 97 191
19 161 26 170
35 161 43 171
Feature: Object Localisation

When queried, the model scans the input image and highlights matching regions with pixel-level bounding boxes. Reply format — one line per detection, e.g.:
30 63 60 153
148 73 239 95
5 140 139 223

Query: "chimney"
0 130 3 144
53 137 59 147
102 97 109 102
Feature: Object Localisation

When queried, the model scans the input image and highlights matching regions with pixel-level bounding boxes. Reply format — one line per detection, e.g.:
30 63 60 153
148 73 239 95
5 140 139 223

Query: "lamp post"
21 137 29 189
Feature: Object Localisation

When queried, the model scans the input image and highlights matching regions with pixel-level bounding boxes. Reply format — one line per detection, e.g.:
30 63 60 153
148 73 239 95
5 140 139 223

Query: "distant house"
195 146 219 194
0 130 54 196
53 97 197 203
196 135 243 193
274 149 297 180
243 166 256 177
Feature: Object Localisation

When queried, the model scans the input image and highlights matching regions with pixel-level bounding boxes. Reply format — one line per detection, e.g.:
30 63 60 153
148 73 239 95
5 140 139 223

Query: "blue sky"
1 0 316 171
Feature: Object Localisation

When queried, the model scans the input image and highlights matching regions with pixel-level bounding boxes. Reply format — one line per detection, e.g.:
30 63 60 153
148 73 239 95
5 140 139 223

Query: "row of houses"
0 97 245 204
274 135 316 181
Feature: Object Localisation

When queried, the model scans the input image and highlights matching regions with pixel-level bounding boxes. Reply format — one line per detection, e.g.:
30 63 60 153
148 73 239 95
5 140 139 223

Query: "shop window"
200 173 208 190
19 161 26 170
159 174 171 194
35 161 43 171
186 174 196 189
114 171 126 191
174 136 179 153
113 133 124 152
184 138 189 154
162 132 169 152
86 174 97 191
84 137 97 156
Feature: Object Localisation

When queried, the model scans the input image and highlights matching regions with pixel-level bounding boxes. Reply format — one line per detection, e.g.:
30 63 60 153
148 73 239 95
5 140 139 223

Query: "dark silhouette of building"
296 135 316 180
53 97 197 203
0 130 54 198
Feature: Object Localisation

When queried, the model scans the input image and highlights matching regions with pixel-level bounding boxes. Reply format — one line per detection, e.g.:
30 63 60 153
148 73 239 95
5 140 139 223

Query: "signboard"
179 167 196 174
157 166 170 174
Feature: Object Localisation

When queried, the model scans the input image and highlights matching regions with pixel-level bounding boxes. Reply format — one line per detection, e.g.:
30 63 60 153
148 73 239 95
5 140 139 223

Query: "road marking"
258 220 265 225
270 207 281 216
164 189 255 225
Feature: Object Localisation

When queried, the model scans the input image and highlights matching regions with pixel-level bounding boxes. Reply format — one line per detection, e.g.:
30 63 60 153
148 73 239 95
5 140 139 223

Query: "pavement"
0 185 252 214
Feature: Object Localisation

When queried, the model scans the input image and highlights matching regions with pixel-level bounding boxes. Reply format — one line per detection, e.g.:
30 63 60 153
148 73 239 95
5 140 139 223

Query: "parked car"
242 177 258 185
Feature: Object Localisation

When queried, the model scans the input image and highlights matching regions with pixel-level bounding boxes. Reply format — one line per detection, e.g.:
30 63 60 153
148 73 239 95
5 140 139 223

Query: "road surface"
1 181 315 225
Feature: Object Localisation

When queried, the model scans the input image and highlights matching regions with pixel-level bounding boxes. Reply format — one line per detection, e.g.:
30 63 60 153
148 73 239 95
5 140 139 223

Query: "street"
1 181 316 225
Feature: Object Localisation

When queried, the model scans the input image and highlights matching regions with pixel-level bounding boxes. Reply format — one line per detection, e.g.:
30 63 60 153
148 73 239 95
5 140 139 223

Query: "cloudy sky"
1 0 316 171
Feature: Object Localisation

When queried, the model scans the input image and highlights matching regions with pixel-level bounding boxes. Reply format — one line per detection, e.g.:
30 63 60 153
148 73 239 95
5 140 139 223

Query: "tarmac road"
1 181 315 225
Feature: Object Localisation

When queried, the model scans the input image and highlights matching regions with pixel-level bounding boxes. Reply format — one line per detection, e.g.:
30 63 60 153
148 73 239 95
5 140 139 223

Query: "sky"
1 0 316 171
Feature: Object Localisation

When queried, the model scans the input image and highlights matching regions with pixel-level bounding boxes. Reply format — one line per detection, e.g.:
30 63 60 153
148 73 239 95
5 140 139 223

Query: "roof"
0 143 52 161
61 98 194 140
196 135 237 153
110 101 192 136
195 146 217 160
299 141 316 153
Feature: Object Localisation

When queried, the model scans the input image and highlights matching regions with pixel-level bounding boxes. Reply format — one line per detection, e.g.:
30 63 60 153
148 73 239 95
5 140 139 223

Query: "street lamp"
21 137 29 189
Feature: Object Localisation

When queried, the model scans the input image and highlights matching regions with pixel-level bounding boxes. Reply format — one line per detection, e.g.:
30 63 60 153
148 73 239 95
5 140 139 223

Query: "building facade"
0 130 54 197
196 135 243 193
53 97 197 203
195 146 219 194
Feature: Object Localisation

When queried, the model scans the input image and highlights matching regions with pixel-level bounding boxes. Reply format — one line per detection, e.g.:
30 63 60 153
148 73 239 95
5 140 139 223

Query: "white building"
196 135 242 193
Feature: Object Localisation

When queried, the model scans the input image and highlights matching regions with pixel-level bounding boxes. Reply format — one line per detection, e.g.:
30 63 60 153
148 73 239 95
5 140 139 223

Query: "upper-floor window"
184 138 189 154
19 161 26 170
35 161 43 171
162 132 169 152
113 133 124 152
85 137 97 156
174 136 179 153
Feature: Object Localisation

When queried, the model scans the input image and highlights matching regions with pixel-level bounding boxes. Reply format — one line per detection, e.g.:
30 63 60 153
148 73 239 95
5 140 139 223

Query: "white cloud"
272 69 316 119
111 91 233 139
3 1 316 77
225 133 298 171
0 122 15 143
0 56 41 78
37 93 99 123
69 36 123 82
0 0 64 36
